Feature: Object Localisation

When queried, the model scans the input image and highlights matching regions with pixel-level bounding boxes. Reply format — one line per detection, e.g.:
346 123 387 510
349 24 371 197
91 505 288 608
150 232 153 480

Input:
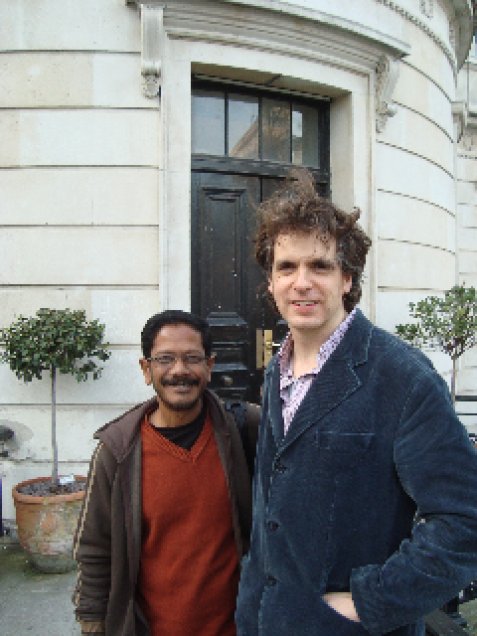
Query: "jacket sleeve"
73 442 116 628
350 369 477 634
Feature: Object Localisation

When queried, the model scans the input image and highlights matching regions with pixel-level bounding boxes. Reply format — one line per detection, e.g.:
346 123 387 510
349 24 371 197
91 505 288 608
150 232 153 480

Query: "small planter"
12 476 86 573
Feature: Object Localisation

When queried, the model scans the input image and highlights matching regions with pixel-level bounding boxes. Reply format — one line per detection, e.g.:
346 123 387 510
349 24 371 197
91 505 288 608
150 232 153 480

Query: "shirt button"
266 575 277 586
267 520 279 531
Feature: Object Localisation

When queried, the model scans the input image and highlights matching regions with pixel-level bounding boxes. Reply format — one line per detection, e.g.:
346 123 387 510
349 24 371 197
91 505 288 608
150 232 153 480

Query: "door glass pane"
292 104 319 167
262 98 290 163
192 90 225 155
228 94 259 159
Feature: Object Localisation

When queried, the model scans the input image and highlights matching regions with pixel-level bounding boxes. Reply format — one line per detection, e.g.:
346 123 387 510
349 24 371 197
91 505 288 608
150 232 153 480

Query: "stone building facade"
0 0 475 522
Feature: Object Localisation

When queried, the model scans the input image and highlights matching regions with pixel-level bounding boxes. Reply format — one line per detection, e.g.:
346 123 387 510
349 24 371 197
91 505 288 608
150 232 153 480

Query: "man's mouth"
291 300 318 306
161 377 199 387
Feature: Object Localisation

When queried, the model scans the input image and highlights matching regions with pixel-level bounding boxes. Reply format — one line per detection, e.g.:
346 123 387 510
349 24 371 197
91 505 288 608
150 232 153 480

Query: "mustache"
161 376 200 387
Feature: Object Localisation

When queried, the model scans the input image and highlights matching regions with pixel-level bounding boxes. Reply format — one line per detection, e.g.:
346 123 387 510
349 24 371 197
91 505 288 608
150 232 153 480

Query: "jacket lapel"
267 309 372 452
281 357 361 451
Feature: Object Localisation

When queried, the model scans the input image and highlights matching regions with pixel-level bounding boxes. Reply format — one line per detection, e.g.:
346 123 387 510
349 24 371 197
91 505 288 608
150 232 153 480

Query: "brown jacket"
73 389 257 635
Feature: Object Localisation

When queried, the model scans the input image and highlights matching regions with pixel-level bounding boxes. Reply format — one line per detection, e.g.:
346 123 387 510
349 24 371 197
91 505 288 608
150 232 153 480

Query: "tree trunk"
451 358 456 405
51 366 59 486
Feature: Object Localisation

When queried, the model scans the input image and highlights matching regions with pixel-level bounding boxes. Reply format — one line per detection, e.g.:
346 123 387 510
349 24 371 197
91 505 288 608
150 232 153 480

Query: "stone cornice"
127 1 408 130
127 1 473 72
128 1 409 69
127 0 410 61
376 0 473 71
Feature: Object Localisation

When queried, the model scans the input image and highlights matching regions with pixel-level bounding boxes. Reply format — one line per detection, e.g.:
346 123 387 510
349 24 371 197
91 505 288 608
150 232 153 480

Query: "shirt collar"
278 307 357 384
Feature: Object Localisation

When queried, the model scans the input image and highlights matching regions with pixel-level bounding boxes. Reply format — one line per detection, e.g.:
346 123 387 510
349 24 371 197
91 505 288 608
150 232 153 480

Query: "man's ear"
139 358 152 385
206 354 215 381
344 273 352 294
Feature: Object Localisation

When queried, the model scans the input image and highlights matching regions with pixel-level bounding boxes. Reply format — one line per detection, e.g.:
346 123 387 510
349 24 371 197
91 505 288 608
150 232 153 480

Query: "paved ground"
462 599 477 635
1 538 477 635
0 541 80 636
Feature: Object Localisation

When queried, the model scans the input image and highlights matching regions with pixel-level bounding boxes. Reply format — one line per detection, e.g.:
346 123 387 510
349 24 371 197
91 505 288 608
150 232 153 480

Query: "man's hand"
322 592 360 622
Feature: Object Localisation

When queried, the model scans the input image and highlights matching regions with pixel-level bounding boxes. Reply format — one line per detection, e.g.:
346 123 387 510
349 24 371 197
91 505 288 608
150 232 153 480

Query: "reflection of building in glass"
230 118 259 158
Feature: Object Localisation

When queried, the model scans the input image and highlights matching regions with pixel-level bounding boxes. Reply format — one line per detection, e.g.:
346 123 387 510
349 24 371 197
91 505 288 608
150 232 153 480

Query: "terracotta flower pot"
12 476 86 573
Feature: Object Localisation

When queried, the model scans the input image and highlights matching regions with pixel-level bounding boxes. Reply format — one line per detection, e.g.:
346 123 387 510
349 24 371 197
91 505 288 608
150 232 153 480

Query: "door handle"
256 329 281 369
220 375 234 387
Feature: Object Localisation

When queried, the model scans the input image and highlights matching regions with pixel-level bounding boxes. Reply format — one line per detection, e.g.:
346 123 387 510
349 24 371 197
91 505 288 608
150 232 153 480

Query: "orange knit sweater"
137 415 239 636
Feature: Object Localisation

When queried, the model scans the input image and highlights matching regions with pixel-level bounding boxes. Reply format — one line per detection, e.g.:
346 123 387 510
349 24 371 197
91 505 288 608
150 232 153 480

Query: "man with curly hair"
236 170 477 635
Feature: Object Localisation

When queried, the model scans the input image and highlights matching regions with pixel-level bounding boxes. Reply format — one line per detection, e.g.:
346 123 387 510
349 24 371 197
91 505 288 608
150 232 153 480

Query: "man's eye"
276 263 294 272
184 355 205 364
312 261 334 272
155 355 175 365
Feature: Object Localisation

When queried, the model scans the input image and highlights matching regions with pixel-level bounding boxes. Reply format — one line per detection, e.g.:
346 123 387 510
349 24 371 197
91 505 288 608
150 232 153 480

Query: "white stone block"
381 106 453 174
0 167 159 226
403 21 455 96
0 349 154 406
458 226 477 251
376 144 455 210
456 181 476 206
0 405 128 464
458 368 477 396
459 204 477 228
0 110 160 167
0 227 159 285
90 289 163 345
459 250 477 276
456 155 477 182
376 191 455 251
375 289 435 333
0 288 163 345
0 52 151 109
395 63 452 133
378 239 456 290
0 0 140 53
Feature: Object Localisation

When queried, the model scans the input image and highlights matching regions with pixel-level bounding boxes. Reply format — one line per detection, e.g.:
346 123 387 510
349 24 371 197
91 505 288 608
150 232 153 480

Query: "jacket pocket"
314 432 375 472
317 596 372 635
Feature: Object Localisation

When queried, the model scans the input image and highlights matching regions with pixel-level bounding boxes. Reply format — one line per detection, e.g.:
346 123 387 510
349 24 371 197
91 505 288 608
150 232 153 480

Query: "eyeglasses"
146 354 208 368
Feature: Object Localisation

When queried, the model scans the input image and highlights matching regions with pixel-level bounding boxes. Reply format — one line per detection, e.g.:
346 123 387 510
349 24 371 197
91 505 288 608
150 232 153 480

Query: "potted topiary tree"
0 308 111 572
395 284 477 403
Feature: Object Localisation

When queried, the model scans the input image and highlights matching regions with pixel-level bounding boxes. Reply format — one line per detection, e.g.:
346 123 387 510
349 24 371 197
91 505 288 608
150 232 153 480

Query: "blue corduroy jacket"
236 309 477 635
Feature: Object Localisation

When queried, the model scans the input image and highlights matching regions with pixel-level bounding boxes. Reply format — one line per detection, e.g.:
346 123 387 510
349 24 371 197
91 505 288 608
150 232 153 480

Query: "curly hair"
255 169 372 312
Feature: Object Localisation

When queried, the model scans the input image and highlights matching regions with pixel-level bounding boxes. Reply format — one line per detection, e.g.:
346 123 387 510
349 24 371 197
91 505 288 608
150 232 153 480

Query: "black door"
191 171 285 403
191 82 330 402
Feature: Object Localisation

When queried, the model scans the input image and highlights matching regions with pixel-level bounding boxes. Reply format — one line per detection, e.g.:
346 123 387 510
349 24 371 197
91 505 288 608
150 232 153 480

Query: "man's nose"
293 265 313 289
169 356 189 371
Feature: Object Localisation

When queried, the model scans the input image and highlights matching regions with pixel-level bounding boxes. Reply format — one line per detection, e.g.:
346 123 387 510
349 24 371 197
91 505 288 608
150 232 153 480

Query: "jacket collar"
94 388 228 462
265 308 374 449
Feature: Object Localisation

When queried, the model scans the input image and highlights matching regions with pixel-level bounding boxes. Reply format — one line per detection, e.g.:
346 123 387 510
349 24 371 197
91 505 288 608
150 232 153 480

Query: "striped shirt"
278 309 356 435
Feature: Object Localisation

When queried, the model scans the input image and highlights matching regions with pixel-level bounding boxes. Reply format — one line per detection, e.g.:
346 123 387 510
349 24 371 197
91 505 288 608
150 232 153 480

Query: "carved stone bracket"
140 4 164 98
375 54 400 133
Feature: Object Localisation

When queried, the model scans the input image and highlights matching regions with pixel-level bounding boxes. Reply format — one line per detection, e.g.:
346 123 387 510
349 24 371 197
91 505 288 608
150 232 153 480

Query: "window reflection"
191 87 324 167
292 104 319 167
228 94 259 159
262 98 290 163
192 90 225 155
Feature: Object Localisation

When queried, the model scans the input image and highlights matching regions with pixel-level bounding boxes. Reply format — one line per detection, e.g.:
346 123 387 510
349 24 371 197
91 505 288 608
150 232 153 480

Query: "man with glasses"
73 310 259 636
